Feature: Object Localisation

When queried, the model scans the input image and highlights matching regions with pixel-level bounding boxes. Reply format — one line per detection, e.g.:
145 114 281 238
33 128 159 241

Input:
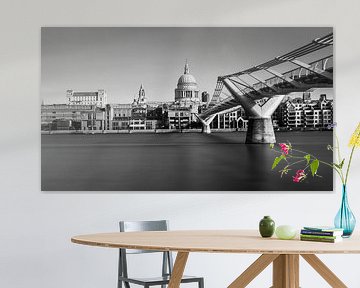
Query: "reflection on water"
41 131 333 191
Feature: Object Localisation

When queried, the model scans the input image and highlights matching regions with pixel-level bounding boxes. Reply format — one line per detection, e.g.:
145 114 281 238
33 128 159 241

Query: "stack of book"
300 226 344 243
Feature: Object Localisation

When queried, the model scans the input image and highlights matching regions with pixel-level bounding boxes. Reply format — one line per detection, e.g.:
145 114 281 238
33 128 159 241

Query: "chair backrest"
120 220 168 232
119 220 169 254
118 220 173 282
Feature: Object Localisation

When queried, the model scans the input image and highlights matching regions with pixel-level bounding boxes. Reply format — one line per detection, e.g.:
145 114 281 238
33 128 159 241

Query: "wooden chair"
118 220 204 288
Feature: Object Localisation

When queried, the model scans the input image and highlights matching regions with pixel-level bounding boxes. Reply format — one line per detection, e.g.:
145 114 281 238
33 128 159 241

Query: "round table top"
71 230 360 254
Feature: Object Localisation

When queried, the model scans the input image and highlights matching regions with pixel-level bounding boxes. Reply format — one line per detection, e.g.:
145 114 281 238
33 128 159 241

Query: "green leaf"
332 159 345 169
269 143 274 149
272 154 285 170
310 159 319 176
339 158 345 169
304 154 311 164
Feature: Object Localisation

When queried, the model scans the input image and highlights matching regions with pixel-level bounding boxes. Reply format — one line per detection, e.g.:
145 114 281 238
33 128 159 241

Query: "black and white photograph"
5 1 360 288
41 27 334 191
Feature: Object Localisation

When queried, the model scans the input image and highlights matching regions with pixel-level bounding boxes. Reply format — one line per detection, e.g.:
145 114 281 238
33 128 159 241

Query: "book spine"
300 234 337 240
300 237 337 243
301 230 336 236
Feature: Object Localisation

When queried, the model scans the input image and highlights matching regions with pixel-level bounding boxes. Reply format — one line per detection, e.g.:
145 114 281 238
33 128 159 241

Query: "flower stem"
275 148 344 182
345 145 356 185
286 159 307 168
336 135 342 164
335 134 345 184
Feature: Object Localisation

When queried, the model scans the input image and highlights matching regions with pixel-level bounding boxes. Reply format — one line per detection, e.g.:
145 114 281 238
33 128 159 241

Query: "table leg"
228 254 279 288
228 253 348 288
168 251 189 288
272 254 299 288
301 254 347 288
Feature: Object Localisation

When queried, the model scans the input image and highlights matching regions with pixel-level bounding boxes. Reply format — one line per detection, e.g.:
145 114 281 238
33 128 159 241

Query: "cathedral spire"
139 84 145 97
184 59 190 74
138 83 146 105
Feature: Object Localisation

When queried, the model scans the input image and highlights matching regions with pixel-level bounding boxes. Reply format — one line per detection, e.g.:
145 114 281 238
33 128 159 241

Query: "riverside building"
110 104 132 130
41 104 107 131
42 89 109 131
276 93 333 129
109 85 164 131
209 109 248 130
67 89 108 108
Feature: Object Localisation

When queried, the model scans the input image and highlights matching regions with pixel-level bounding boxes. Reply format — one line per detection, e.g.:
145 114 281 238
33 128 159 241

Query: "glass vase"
334 185 356 237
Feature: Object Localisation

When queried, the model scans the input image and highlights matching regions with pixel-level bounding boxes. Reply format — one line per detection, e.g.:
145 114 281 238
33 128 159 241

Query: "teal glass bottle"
334 185 356 238
259 216 275 238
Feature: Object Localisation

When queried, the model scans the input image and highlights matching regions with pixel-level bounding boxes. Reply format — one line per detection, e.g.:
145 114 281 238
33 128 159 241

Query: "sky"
41 27 333 104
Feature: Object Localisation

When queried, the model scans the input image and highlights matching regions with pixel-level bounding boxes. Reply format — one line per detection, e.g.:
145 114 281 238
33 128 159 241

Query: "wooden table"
71 230 360 288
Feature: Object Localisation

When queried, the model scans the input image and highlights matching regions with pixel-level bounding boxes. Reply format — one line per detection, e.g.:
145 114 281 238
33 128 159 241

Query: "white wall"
1 1 360 287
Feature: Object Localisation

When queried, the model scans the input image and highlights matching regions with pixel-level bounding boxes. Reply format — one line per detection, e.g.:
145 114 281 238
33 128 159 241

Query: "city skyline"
41 27 333 104
41 27 334 191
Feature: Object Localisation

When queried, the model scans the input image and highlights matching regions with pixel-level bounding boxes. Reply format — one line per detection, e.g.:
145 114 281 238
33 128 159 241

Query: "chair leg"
198 278 204 288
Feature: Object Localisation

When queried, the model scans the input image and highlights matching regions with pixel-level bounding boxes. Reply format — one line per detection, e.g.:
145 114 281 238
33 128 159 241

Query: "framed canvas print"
41 27 334 191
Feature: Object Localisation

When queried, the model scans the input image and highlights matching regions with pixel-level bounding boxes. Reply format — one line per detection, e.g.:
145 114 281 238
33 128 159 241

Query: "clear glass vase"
334 185 356 237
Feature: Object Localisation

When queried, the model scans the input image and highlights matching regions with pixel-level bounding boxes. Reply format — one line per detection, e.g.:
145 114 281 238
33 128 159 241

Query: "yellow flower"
349 122 360 147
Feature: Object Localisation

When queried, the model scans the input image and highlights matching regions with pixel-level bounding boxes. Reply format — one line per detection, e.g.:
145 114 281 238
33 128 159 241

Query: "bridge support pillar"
195 114 216 134
222 78 284 144
202 123 212 134
246 117 275 144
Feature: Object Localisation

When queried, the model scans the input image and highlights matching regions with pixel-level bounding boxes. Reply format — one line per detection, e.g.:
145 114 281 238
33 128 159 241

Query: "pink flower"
293 169 306 183
279 143 290 155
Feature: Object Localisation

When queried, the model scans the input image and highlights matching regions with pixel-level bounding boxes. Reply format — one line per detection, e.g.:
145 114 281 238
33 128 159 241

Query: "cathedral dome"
178 73 197 85
177 62 198 90
174 61 200 104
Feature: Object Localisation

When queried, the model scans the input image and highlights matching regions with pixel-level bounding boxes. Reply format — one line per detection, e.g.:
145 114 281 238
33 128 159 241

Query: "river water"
41 131 333 191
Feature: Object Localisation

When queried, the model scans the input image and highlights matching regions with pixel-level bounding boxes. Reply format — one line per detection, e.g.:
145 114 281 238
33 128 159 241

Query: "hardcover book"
301 229 343 237
300 236 342 243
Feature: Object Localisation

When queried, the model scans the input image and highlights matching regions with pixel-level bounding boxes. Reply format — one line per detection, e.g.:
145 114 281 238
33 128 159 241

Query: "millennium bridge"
197 33 333 144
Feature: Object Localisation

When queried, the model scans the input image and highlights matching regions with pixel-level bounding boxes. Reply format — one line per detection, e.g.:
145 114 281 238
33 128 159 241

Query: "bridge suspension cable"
206 33 333 109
